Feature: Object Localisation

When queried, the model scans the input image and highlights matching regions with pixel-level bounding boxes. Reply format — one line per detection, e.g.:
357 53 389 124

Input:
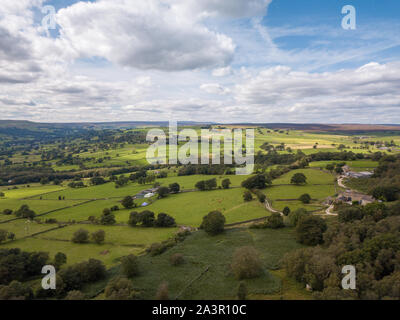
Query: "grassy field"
107 227 307 300
272 168 334 185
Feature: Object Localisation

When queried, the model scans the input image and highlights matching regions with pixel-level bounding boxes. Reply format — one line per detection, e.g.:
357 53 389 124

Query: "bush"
231 246 263 280
256 191 266 203
296 216 327 246
140 210 155 227
2 209 13 215
266 213 285 229
338 207 364 223
91 230 106 244
156 282 169 300
221 178 231 189
200 211 226 236
0 230 8 243
105 276 136 300
170 253 184 266
237 282 247 300
128 211 140 226
283 206 291 216
299 193 311 204
169 183 180 194
121 254 139 278
0 281 33 300
72 229 89 243
243 191 253 202
65 290 86 300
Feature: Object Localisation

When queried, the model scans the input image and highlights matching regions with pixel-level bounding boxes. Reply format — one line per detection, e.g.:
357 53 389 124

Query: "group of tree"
195 178 217 191
200 211 226 235
72 228 106 244
283 200 400 299
0 229 15 243
241 174 271 190
15 204 36 219
128 211 176 228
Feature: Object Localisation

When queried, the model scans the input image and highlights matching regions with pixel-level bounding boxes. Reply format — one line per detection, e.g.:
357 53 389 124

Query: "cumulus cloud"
56 0 235 71
200 83 230 95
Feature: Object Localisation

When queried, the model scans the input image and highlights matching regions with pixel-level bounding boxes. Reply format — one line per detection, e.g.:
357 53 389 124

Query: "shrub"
231 246 263 280
140 210 155 227
200 211 226 236
338 207 364 223
243 191 253 202
256 191 266 203
296 216 327 246
2 209 13 215
169 183 180 194
71 229 89 243
266 213 285 229
128 211 140 226
155 282 169 300
237 282 247 300
121 254 139 278
65 290 86 300
91 230 105 244
0 281 33 300
221 178 231 189
299 193 311 204
170 253 184 266
0 230 7 243
283 206 291 216
105 276 136 300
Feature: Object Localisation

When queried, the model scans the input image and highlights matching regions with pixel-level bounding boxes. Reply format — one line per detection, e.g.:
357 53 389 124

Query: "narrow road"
264 198 283 216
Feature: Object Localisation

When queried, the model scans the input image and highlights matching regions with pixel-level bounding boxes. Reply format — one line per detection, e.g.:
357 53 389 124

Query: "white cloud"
200 83 230 95
56 0 235 71
212 66 232 77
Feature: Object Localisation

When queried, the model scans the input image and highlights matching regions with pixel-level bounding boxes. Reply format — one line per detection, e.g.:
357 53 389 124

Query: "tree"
195 180 206 191
105 276 136 300
243 191 253 202
100 211 116 225
231 246 263 280
91 230 106 244
155 213 176 227
283 206 291 216
140 210 155 227
2 209 12 215
338 207 364 222
325 164 335 172
121 196 134 209
296 216 327 246
200 211 226 236
72 229 89 243
266 213 284 229
0 192 4 197
0 229 7 243
256 191 266 203
121 254 139 278
237 282 247 300
128 211 140 226
169 183 180 194
372 186 399 202
54 252 67 269
205 178 217 190
289 208 308 227
299 193 311 204
291 173 307 185
221 178 231 189
157 186 170 198
15 204 36 219
156 282 169 300
241 174 271 190
90 177 106 186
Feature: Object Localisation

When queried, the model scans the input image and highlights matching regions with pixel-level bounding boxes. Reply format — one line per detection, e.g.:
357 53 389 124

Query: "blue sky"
1 0 399 123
